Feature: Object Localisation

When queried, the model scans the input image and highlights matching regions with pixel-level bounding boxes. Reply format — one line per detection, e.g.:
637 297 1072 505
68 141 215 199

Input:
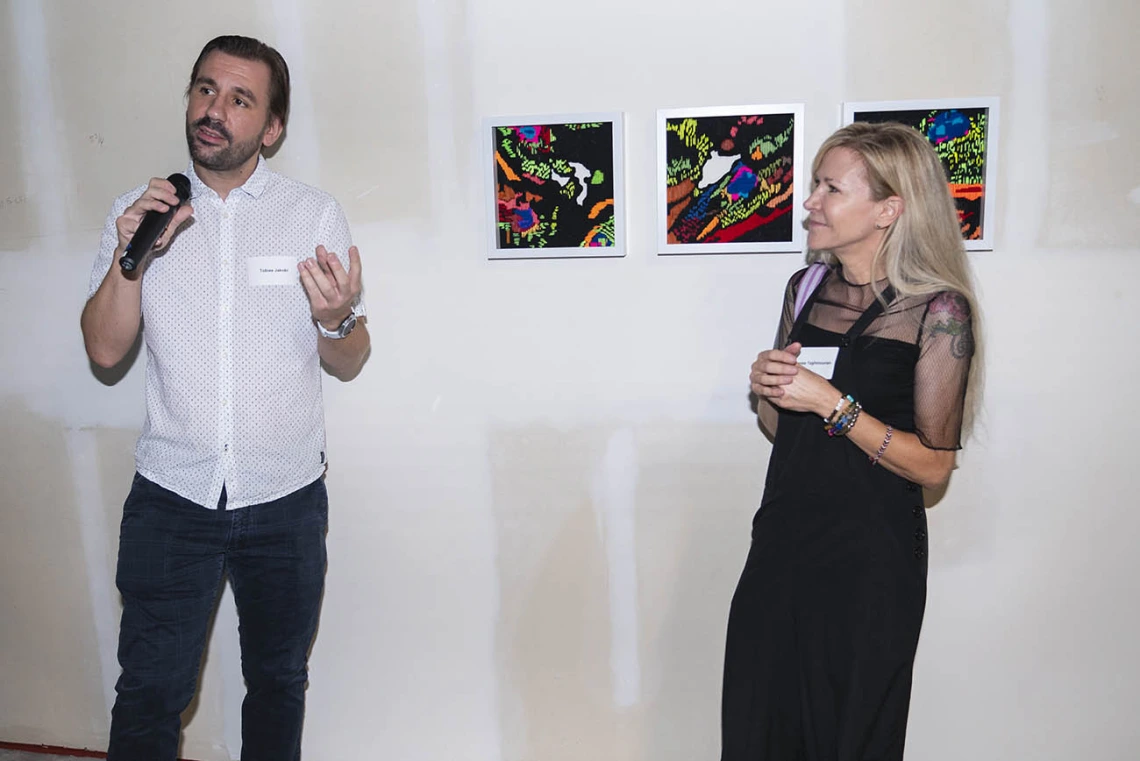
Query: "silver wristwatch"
316 312 357 339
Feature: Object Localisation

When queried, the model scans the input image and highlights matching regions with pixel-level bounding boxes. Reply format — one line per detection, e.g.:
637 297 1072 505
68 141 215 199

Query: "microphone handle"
119 205 178 272
119 174 191 272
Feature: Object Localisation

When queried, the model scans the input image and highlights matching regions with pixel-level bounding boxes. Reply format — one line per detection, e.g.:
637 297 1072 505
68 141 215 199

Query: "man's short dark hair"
188 35 290 130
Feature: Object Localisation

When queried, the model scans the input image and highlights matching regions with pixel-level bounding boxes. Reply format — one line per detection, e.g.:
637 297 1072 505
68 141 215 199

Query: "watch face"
318 313 356 338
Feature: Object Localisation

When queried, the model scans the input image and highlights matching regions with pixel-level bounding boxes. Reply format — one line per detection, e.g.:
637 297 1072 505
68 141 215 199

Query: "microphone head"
167 173 191 203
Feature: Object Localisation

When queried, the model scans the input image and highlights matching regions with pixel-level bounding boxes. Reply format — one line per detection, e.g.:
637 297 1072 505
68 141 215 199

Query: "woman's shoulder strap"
793 262 829 320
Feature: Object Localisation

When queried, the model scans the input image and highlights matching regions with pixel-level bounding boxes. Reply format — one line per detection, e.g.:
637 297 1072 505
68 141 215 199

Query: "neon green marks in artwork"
666 118 715 185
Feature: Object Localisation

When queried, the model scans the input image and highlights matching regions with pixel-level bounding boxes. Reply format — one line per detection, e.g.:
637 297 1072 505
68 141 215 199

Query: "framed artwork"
842 97 1000 251
484 113 624 259
657 104 805 255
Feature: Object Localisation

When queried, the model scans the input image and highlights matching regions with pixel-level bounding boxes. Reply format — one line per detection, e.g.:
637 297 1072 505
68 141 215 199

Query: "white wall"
2 0 1138 759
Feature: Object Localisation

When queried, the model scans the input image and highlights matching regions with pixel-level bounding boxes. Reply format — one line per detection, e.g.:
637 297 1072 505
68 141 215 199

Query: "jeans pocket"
121 473 154 519
314 477 329 525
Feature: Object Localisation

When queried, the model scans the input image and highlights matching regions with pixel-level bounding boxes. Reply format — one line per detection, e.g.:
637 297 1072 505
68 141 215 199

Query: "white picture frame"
656 103 805 255
841 97 1000 251
483 112 625 260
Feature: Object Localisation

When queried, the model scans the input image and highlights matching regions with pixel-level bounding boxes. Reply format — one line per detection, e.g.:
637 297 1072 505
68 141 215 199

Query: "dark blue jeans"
107 473 328 761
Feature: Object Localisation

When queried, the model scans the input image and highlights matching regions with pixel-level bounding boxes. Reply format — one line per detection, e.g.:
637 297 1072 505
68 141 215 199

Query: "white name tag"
247 256 297 286
797 345 839 379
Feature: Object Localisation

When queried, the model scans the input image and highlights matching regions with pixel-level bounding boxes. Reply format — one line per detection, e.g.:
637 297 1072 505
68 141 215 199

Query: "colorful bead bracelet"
825 394 861 437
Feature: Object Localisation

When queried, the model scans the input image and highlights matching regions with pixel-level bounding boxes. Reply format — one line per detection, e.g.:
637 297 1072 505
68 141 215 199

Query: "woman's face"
803 147 889 263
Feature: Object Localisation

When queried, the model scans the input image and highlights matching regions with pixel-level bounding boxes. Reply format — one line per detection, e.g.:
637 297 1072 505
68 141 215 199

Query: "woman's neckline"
836 266 889 287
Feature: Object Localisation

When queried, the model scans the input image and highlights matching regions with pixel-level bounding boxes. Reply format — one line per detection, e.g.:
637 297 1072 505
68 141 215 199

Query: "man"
80 35 369 760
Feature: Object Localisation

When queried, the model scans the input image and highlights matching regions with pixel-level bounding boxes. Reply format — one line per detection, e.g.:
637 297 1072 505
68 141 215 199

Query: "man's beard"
186 116 265 172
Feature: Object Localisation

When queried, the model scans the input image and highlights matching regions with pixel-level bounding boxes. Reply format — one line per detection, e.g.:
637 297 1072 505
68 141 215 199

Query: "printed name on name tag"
796 346 839 379
247 256 298 286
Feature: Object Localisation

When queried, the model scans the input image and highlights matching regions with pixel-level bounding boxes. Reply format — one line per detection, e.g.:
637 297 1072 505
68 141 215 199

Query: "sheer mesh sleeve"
774 268 807 349
914 291 975 449
757 269 808 437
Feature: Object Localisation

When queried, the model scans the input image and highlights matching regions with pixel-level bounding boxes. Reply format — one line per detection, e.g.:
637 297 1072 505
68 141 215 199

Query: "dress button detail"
914 547 926 559
912 506 923 518
914 528 926 541
839 337 851 348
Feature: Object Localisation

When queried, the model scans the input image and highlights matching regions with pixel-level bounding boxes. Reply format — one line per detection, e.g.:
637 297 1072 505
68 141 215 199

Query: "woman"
721 122 982 760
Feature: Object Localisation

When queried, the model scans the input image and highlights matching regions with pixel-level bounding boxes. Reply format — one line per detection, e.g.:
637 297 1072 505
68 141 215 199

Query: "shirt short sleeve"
87 186 146 300
315 198 365 317
914 291 975 450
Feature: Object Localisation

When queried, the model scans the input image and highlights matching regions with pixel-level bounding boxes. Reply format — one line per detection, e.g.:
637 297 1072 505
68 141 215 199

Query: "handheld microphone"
119 173 192 272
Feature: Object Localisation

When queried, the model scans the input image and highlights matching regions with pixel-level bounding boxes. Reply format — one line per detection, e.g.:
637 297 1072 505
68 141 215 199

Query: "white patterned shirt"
87 156 363 509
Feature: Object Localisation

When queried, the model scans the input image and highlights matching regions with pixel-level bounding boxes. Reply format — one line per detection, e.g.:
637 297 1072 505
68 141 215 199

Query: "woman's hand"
750 342 841 418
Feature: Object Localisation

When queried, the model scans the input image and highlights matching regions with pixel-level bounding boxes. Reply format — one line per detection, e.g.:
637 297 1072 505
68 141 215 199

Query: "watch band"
316 312 356 339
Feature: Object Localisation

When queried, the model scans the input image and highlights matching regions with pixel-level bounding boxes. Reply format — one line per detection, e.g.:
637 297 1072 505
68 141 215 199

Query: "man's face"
185 51 281 173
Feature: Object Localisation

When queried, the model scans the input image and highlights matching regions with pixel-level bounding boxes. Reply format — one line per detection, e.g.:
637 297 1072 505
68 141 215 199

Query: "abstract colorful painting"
843 98 1000 251
484 113 624 259
657 104 805 255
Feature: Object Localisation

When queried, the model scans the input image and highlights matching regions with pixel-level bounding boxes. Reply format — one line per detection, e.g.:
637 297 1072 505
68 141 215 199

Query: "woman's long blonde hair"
807 121 984 439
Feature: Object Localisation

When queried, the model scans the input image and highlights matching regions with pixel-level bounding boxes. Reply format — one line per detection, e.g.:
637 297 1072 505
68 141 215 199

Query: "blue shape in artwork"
684 184 717 223
682 160 745 226
927 110 971 145
726 165 758 201
586 230 612 247
514 208 537 231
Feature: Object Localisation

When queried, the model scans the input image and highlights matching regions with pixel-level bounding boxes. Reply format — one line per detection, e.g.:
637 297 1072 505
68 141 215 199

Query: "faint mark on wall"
1052 120 1118 148
491 425 638 761
1038 1 1140 248
0 399 107 741
488 420 765 761
260 0 322 185
1003 0 1049 248
272 1 431 226
10 0 72 241
634 421 765 761
66 427 124 716
416 0 464 234
591 426 642 709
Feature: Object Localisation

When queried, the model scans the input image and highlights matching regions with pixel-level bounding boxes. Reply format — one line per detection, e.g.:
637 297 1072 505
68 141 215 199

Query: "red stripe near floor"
0 741 199 760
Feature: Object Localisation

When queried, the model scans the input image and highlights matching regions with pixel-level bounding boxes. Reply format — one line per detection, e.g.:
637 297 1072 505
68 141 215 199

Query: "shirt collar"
186 154 274 201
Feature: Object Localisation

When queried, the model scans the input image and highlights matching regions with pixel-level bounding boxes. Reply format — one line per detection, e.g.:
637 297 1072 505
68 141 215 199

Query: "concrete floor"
0 754 89 761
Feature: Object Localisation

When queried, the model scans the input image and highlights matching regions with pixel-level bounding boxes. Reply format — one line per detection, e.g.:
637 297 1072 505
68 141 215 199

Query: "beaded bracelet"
836 402 861 436
825 395 855 435
869 425 893 465
826 395 861 437
825 394 855 426
825 395 849 427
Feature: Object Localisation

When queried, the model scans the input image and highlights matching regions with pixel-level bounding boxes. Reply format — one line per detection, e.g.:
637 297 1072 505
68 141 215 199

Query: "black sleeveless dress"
721 266 973 761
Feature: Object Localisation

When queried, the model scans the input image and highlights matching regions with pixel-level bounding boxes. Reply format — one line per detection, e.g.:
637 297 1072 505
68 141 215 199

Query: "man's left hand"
299 245 362 330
